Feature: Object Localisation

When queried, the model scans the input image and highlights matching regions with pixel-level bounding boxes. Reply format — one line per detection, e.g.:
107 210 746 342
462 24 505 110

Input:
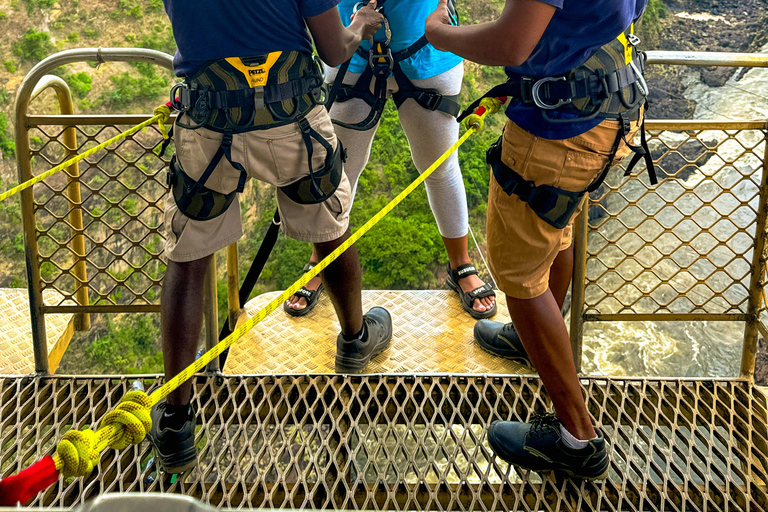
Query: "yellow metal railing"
12 49 768 381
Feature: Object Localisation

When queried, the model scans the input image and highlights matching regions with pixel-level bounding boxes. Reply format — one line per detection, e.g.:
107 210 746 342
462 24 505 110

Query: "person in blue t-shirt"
284 0 498 321
426 0 648 479
156 0 388 474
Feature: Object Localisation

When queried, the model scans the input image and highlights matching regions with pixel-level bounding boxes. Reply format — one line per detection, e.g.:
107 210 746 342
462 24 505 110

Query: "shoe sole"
152 443 199 474
335 330 392 374
446 278 497 320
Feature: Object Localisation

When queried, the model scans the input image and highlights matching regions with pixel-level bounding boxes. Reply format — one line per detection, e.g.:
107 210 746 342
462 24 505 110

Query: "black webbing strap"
622 110 657 185
391 63 461 117
325 58 352 110
218 209 282 366
298 116 335 199
332 61 390 131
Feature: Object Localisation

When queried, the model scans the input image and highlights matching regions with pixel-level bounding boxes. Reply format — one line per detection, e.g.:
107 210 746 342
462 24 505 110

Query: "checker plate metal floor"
224 290 531 375
0 375 766 511
0 289 74 375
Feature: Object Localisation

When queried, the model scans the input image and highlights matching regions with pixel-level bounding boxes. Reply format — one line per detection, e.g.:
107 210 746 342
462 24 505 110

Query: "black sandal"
446 263 497 320
284 263 325 317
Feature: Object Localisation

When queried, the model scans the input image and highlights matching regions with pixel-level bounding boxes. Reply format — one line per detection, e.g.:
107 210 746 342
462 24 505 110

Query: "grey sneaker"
147 398 198 474
474 320 530 362
488 413 609 480
335 306 392 373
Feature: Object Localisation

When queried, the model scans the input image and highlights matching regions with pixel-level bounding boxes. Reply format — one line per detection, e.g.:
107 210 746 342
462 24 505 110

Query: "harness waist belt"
486 139 586 230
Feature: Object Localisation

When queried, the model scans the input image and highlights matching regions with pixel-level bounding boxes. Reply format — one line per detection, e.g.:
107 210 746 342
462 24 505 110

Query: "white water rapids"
578 44 768 378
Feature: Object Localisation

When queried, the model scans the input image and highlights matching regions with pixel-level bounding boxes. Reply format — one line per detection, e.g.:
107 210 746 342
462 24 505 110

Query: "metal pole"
741 129 768 380
226 244 241 331
203 254 220 373
30 76 90 331
570 208 589 373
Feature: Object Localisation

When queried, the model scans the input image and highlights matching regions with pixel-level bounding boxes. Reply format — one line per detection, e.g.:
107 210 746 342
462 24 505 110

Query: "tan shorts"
163 105 352 262
487 116 640 299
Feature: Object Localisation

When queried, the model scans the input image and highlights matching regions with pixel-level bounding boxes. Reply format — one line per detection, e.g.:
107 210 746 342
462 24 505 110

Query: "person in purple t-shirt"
426 0 647 479
153 0 387 474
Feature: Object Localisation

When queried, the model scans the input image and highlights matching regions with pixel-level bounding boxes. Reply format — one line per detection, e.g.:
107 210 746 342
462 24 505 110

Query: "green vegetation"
22 0 55 15
12 28 53 62
3 60 16 73
65 72 93 99
85 314 164 374
100 62 169 110
0 113 15 159
638 0 668 49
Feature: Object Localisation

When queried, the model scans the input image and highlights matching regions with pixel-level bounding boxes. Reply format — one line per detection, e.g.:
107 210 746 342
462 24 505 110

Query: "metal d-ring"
531 76 572 110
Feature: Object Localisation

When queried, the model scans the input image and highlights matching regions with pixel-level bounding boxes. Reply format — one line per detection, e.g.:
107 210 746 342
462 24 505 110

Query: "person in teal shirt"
285 0 498 321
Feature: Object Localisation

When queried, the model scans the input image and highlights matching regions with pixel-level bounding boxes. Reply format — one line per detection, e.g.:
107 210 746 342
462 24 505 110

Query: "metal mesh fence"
30 120 169 310
1 375 766 511
585 125 767 317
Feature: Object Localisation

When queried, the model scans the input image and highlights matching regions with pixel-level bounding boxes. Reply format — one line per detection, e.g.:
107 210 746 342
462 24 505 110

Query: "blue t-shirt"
339 0 463 80
163 0 341 77
505 0 647 139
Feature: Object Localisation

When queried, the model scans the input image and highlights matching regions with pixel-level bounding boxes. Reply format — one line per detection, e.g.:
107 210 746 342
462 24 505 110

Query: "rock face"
644 0 768 119
756 337 768 386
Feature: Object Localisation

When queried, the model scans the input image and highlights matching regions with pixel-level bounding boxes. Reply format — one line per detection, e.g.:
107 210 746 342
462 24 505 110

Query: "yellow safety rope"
0 104 172 203
49 97 503 479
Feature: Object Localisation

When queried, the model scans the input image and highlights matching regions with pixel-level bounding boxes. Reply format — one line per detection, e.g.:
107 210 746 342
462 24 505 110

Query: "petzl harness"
326 0 461 131
166 51 345 221
463 22 657 229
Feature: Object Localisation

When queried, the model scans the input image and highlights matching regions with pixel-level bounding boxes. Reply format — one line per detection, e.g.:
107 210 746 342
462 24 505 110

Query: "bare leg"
313 229 363 336
285 245 323 311
507 290 596 440
549 243 574 311
161 255 212 406
443 234 496 313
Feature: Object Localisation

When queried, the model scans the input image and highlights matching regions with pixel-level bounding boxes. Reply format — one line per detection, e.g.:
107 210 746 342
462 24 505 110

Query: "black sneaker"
474 320 530 362
147 398 198 474
335 306 392 373
487 413 609 480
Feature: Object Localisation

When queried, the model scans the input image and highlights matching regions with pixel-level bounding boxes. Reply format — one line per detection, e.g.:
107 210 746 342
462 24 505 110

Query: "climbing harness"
461 21 657 230
327 0 461 131
0 97 505 507
166 51 345 221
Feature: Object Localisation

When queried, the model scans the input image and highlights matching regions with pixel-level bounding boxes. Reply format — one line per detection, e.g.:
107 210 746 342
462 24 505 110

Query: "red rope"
0 456 59 506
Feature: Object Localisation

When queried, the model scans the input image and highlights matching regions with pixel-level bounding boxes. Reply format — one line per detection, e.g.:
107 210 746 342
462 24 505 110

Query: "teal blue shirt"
339 0 463 80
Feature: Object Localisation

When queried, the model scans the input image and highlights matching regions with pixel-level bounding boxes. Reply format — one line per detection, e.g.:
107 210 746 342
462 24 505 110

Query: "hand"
425 0 452 33
350 1 384 42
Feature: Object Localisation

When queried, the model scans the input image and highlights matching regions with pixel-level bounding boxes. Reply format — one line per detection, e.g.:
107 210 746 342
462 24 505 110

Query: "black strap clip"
369 45 394 75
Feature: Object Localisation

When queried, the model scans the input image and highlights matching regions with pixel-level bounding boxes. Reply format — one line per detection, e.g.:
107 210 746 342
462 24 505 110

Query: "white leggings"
326 63 469 239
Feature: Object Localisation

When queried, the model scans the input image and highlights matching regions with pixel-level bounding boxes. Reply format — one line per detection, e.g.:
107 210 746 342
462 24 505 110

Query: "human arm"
425 0 556 67
306 1 384 67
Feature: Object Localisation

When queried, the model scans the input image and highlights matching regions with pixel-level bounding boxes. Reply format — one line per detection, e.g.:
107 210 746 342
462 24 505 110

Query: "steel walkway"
1 373 766 511
0 288 74 375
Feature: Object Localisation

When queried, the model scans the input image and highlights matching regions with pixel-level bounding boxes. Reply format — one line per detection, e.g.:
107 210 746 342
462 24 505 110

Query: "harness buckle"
531 76 572 110
416 91 442 111
170 83 191 112
628 33 641 47
368 46 394 75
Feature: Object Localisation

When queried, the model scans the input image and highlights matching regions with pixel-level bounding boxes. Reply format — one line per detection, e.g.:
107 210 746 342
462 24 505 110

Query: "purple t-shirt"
506 0 648 139
163 0 341 77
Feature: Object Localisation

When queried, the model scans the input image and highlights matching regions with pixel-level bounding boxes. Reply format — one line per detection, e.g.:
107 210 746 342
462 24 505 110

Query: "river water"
578 44 768 378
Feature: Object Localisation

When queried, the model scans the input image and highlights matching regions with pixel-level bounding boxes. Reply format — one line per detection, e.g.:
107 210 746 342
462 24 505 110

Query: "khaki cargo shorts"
163 105 352 262
487 116 640 299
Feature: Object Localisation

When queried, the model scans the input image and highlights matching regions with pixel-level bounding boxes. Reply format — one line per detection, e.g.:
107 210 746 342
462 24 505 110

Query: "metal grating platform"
1 375 766 511
0 289 74 375
225 290 531 375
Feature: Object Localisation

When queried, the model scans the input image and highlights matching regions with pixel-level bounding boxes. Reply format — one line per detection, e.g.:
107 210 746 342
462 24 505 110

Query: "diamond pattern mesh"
1 376 766 511
586 126 766 316
30 122 169 309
